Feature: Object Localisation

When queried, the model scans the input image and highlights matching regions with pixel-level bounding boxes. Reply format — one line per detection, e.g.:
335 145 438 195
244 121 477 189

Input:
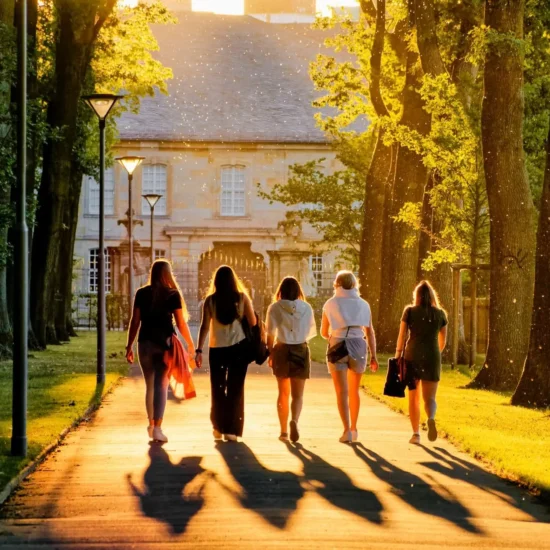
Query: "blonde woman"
195 265 256 442
395 280 448 445
321 271 379 443
126 260 196 443
266 276 317 443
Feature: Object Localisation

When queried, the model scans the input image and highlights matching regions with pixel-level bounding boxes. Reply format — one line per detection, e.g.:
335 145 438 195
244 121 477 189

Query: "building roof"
118 11 360 144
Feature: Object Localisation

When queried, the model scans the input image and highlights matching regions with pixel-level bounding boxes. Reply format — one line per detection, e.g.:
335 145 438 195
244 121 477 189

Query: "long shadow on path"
127 444 209 535
285 442 384 525
215 441 305 529
352 443 481 535
419 445 550 522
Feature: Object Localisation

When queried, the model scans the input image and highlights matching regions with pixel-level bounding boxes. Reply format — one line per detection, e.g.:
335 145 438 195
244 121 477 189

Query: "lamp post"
115 156 144 319
82 93 122 384
12 0 28 457
142 194 162 267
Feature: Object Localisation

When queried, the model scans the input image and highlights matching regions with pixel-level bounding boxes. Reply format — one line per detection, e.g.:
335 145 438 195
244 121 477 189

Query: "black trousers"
209 340 249 437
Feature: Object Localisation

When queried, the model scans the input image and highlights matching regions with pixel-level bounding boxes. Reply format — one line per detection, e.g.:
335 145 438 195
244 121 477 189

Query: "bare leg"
347 370 362 431
331 369 350 431
290 378 306 423
421 380 439 419
276 377 291 434
408 381 421 434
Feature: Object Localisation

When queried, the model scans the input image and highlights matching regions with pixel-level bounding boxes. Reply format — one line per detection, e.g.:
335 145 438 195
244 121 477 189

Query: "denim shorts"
327 337 368 374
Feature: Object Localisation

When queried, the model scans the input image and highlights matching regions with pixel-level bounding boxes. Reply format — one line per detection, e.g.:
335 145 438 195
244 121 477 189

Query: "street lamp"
142 193 163 267
82 93 123 385
12 0 28 457
116 156 144 319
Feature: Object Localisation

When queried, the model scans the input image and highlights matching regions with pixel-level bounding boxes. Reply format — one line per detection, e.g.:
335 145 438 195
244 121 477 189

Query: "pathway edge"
0 375 125 507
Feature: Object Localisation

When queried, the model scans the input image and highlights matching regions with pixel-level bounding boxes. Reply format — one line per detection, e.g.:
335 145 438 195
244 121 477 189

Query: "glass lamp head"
116 156 145 176
143 193 162 209
82 94 123 120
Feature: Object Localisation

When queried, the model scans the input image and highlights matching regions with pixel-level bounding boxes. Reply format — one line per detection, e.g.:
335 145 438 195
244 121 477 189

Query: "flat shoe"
289 420 300 443
339 430 352 443
224 434 238 442
351 430 358 442
409 433 421 445
279 433 289 442
427 418 438 442
152 427 168 443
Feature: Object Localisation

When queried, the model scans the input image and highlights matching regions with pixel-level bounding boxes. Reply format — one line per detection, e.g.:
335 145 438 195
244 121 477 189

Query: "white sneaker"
224 434 238 442
147 426 154 439
152 427 168 443
339 430 352 443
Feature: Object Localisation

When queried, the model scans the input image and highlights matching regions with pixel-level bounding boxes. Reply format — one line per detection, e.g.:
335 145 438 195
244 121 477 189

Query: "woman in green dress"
394 281 448 445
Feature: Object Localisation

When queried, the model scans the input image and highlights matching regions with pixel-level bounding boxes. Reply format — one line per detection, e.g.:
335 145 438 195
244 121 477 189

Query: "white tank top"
208 294 246 348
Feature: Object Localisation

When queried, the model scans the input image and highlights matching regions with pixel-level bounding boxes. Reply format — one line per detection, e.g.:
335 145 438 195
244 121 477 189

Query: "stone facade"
74 140 344 323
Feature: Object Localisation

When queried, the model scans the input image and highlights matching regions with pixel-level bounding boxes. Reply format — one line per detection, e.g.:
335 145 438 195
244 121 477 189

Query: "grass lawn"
0 331 128 492
309 334 550 495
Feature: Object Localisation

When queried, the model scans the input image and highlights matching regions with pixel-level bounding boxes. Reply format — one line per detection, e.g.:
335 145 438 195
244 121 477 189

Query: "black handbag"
241 312 270 365
326 328 350 363
384 357 406 398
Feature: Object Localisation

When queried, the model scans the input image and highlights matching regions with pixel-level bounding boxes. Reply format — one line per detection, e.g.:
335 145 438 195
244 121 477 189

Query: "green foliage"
257 158 366 265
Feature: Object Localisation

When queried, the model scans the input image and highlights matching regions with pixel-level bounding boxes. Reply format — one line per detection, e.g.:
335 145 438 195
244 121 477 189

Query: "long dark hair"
413 280 441 309
206 265 249 325
273 276 305 303
147 259 189 321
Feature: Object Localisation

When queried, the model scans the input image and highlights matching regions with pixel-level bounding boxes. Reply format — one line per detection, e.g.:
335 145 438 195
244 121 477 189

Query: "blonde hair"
333 270 357 290
147 259 189 321
413 280 442 310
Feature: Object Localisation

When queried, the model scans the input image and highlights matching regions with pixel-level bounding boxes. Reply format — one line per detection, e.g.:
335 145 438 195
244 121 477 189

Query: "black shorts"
272 342 310 380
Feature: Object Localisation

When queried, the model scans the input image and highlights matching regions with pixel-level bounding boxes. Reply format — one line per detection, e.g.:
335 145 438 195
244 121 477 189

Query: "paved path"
1 363 549 549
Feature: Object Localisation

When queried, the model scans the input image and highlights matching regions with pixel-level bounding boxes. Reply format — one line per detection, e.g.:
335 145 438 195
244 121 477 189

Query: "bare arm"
320 311 330 339
438 325 447 352
126 306 141 363
395 321 408 359
195 300 211 369
174 309 195 356
365 325 378 368
243 294 257 327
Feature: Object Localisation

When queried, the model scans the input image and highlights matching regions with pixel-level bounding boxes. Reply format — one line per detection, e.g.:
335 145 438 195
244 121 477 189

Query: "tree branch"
414 0 447 77
369 0 390 117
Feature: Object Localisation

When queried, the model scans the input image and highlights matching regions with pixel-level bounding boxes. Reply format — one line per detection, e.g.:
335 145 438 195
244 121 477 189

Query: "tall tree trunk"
471 0 536 390
55 167 83 340
358 0 393 326
359 129 394 326
376 28 431 350
511 118 550 408
30 0 114 347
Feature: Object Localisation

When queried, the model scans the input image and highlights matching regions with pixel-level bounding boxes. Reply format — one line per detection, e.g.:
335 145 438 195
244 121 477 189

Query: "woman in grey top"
395 280 448 445
321 271 379 443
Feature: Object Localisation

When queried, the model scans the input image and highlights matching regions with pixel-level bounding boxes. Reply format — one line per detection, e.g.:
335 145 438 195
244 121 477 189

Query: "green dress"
402 305 448 382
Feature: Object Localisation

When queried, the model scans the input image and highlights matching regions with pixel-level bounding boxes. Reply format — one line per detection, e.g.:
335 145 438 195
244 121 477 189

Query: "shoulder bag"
326 327 350 363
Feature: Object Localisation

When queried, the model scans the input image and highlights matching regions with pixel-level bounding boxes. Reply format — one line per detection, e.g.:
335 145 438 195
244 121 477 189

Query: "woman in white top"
321 271 379 443
196 265 256 441
266 277 317 443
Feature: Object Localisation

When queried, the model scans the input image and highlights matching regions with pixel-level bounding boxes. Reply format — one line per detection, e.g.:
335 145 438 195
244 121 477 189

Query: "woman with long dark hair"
126 260 195 443
266 277 316 442
195 265 256 441
395 280 448 445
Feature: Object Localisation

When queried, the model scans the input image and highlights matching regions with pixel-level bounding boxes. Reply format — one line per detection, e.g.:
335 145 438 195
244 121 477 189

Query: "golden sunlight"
192 0 245 15
317 0 358 16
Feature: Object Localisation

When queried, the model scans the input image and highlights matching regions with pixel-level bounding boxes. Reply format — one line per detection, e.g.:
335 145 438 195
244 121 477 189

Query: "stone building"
74 11 352 325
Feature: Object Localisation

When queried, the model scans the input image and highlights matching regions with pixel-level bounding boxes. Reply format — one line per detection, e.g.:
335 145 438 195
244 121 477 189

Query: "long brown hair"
273 276 305 303
205 265 249 325
148 259 189 321
413 280 442 310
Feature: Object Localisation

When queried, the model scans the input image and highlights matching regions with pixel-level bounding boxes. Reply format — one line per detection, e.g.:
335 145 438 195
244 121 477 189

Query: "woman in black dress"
126 260 196 443
395 280 448 445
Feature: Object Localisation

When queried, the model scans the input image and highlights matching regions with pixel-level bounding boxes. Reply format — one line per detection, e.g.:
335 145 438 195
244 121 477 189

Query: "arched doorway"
199 242 268 315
